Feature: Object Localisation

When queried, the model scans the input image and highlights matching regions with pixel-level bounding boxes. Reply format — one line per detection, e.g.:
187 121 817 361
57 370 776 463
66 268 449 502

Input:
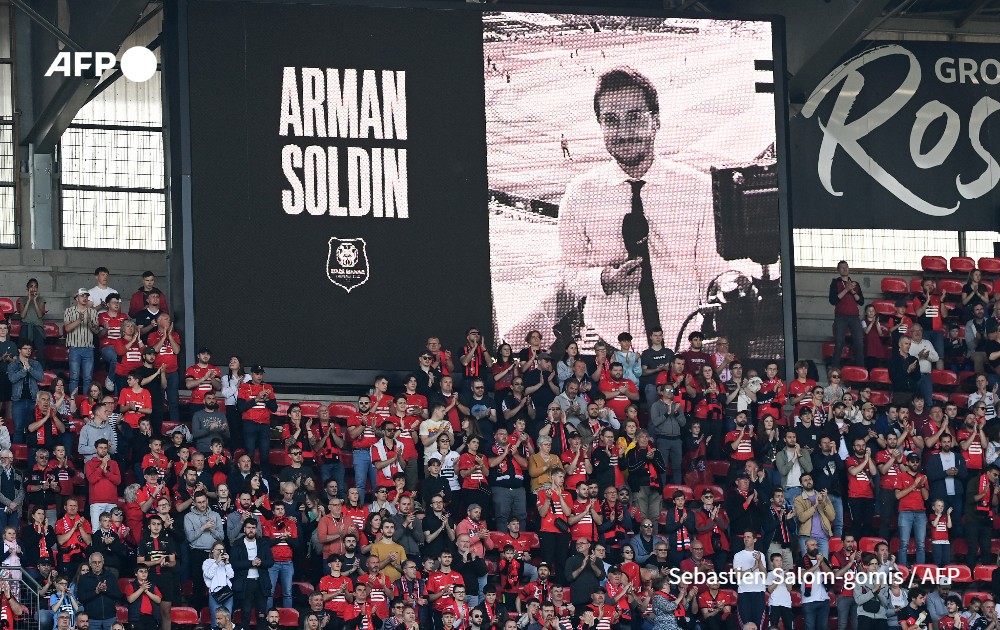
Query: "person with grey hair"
77 553 121 630
0 448 23 531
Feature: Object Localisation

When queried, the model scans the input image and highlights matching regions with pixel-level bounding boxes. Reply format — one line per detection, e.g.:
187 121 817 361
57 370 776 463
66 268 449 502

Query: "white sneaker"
104 376 115 391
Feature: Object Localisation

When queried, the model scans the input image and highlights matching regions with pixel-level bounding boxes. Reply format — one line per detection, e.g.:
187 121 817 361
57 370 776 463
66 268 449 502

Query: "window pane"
61 189 165 251
793 228 960 270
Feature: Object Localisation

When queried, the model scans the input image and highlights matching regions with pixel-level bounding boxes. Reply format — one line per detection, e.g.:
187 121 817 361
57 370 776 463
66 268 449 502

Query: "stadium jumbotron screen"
180 2 787 375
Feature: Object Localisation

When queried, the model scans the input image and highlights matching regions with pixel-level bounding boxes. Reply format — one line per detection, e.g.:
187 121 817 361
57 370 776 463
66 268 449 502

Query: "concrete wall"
0 248 167 319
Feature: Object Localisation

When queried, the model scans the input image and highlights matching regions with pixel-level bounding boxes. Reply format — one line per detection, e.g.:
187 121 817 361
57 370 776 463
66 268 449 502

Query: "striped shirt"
63 306 98 348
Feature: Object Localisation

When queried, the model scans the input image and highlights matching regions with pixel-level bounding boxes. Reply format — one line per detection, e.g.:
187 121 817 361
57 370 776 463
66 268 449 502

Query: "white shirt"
88 285 117 310
908 339 939 374
800 559 829 603
765 569 792 607
937 452 956 495
968 391 998 421
785 449 802 488
557 158 731 352
732 549 766 593
243 538 259 579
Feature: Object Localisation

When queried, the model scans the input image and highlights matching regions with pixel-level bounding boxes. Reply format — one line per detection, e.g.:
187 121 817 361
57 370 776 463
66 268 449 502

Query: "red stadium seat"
200 609 213 626
950 393 970 409
909 278 925 294
708 460 730 480
921 256 948 273
960 370 978 386
907 564 938 585
939 279 964 295
983 280 994 293
872 300 896 316
965 592 993 608
931 370 959 387
951 257 976 274
829 537 842 553
663 484 693 501
947 565 973 583
299 402 322 418
790 590 802 607
171 607 201 627
979 257 1000 274
117 607 129 623
881 278 908 295
43 344 68 364
118 578 131 594
43 322 60 338
11 444 26 463
275 401 291 417
859 537 887 553
8 321 19 337
329 402 357 418
293 581 315 595
869 368 891 385
974 566 998 582
0 299 14 315
269 450 292 468
278 609 299 628
489 531 506 548
868 390 890 406
841 366 868 384
694 485 724 501
40 370 56 387
822 343 851 360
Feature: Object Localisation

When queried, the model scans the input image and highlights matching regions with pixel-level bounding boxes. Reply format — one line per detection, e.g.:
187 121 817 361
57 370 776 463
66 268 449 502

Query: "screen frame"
163 0 796 386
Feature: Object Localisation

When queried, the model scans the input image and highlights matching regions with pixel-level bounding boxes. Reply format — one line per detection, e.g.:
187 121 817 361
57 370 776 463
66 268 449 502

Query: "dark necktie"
622 180 661 330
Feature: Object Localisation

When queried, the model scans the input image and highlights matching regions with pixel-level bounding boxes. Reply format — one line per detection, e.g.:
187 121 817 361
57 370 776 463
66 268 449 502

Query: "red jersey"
600 378 636 419
142 452 169 481
958 428 985 470
788 379 817 403
570 499 597 541
343 504 369 531
495 533 533 557
147 330 180 372
537 488 570 533
876 449 903 489
136 483 171 515
370 440 404 487
280 422 315 459
457 452 488 490
98 311 127 348
403 393 427 417
895 471 927 512
438 391 461 432
262 516 298 562
311 421 343 462
697 590 735 620
371 393 394 418
939 617 965 630
930 513 950 542
349 411 380 450
345 600 379 630
237 383 275 425
54 513 91 563
389 414 421 460
115 338 145 376
844 456 875 498
561 449 589 490
207 454 229 489
427 570 465 611
118 388 151 429
888 315 912 337
185 364 218 405
724 429 755 461
318 574 352 613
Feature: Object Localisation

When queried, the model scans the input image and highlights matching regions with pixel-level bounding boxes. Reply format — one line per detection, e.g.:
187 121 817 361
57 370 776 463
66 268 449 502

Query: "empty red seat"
910 278 925 293
939 279 964 295
278 609 299 628
708 460 730 479
951 256 976 274
950 393 970 409
663 484 693 500
921 256 948 273
872 300 896 316
859 537 887 553
299 402 322 417
841 366 868 383
274 401 291 416
932 392 949 404
979 257 1000 274
960 370 978 386
868 390 890 406
822 342 851 360
931 370 959 387
8 321 19 337
684 470 712 487
328 402 357 418
44 345 68 364
694 484 724 501
170 607 201 627
269 450 292 467
0 299 14 315
983 279 994 293
907 564 938 585
947 564 973 582
869 368 891 385
41 370 56 387
965 591 993 607
11 444 25 463
116 607 129 623
881 278 908 295
829 537 843 553
293 581 315 595
973 565 998 582
43 322 60 338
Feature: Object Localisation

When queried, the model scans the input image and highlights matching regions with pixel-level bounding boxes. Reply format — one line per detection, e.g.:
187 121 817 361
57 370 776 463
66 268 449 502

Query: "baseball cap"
799 406 813 415
142 346 157 355
537 562 550 569
427 457 442 467
143 466 159 477
250 365 265 373
197 347 212 354
861 402 876 411
906 453 921 462
74 288 89 297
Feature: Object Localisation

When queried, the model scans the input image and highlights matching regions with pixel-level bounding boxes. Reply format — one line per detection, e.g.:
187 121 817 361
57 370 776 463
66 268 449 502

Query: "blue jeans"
803 601 830 630
917 373 933 408
830 494 844 538
267 560 294 609
897 510 927 566
37 609 53 630
924 330 945 363
0 509 18 533
89 617 115 630
785 486 803 505
11 399 34 445
832 314 865 368
320 461 345 498
99 346 117 389
68 346 94 397
165 370 180 420
353 449 376 503
208 589 228 619
244 422 271 473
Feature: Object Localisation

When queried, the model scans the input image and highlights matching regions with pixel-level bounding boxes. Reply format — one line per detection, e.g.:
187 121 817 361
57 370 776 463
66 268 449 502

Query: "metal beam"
787 0 895 106
23 0 154 152
8 0 82 53
957 0 994 27
85 34 160 105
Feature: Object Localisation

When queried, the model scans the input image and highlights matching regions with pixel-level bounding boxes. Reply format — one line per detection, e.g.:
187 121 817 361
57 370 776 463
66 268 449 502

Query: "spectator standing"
129 272 169 318
84 439 121 531
649 385 685 484
231 518 274 630
77 552 122 630
237 366 278 474
88 268 117 312
829 261 865 369
147 314 182 422
8 340 43 445
64 289 99 398
96 295 127 392
623 430 666 520
191 393 230 455
18 279 46 364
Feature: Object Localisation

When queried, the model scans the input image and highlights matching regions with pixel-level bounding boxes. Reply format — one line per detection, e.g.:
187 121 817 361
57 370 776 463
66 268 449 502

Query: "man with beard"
776 431 811 505
844 439 877 539
725 473 763 546
895 453 929 567
793 474 835 559
231 518 274 630
968 464 1000 568
811 437 845 538
191 392 229 454
724 413 756 482
799 538 834 630
925 433 968 533
876 432 905 540
828 535 863 630
762 488 796 570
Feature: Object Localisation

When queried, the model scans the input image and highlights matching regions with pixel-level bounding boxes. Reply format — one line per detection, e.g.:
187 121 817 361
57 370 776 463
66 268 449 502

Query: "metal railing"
0 566 42 630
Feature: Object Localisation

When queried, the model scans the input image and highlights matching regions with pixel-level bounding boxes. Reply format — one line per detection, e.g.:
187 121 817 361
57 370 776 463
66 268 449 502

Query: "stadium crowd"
0 265 996 630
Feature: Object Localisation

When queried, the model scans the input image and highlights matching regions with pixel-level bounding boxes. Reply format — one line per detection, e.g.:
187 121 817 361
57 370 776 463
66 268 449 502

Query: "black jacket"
230 535 275 596
925 451 968 502
78 570 122 620
623 446 667 492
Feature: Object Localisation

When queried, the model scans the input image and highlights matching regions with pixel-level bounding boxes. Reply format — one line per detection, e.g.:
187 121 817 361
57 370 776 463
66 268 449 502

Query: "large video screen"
181 2 786 373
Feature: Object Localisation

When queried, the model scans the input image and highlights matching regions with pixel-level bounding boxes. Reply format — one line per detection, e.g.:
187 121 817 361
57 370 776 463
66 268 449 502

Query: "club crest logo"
326 237 369 292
